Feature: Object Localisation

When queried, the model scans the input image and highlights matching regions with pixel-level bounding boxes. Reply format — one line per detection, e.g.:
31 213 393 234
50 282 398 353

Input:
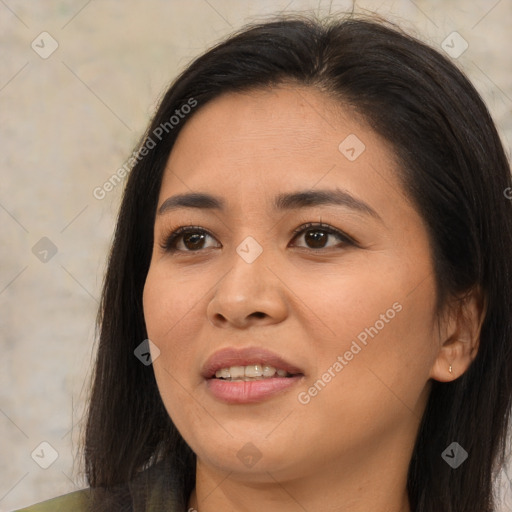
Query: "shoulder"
12 458 186 512
13 489 91 512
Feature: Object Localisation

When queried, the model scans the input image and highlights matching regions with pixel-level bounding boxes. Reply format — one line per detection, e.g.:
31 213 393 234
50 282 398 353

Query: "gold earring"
449 364 452 373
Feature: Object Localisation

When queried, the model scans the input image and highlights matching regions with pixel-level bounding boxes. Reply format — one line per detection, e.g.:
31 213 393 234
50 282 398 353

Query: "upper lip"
201 346 305 379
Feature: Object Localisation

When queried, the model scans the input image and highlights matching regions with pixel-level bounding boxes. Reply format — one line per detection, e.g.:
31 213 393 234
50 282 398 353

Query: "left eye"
291 222 355 250
159 222 355 253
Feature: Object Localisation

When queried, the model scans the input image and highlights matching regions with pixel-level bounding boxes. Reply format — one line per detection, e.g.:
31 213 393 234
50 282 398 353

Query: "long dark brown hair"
83 12 512 511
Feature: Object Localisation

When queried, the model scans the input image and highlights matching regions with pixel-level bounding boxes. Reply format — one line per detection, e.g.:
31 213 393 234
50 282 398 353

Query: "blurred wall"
1 0 511 510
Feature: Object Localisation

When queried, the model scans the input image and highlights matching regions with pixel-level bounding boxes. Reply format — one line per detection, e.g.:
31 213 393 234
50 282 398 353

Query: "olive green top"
14 490 90 512
14 459 185 512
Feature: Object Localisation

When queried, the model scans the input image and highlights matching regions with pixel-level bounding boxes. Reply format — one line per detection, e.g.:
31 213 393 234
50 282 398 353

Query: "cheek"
142 267 204 426
143 265 206 344
302 273 438 431
142 267 199 396
289 246 436 392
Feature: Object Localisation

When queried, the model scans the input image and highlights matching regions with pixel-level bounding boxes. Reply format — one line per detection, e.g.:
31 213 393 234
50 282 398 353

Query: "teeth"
262 365 276 377
230 366 245 379
214 364 293 380
217 368 230 379
245 364 263 378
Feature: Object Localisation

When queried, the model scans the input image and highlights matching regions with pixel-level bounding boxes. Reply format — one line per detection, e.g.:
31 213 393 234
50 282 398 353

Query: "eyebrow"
157 188 382 221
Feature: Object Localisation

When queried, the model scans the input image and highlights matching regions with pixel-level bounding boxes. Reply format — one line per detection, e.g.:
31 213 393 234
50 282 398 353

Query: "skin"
142 85 483 512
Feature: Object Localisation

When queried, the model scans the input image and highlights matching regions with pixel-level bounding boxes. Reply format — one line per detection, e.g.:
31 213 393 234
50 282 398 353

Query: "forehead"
158 86 412 222
167 86 363 160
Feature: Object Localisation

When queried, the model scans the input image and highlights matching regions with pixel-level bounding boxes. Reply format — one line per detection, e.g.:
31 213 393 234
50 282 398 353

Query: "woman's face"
143 85 443 482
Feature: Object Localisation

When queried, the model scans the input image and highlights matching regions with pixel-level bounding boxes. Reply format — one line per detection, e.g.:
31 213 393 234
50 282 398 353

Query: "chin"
198 444 300 481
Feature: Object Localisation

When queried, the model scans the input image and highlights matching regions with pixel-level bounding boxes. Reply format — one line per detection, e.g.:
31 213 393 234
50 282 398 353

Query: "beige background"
1 0 511 510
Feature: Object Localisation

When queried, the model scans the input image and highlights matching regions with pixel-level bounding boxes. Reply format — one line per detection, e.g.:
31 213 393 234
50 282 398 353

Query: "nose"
206 245 288 329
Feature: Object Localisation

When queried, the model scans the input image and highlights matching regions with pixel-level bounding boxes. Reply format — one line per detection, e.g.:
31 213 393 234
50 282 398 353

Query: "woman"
17 12 512 512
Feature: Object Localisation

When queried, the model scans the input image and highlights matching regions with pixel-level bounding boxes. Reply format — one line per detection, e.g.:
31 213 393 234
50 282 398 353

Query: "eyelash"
159 222 357 254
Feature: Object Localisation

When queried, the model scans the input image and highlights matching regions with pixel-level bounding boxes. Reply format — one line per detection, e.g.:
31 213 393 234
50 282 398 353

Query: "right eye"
159 226 220 253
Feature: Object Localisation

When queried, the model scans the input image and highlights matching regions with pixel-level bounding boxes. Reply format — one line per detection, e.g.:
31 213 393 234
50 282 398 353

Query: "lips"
201 346 305 380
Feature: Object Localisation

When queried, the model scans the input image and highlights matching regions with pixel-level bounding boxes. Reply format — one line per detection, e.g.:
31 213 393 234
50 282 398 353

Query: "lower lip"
205 376 303 404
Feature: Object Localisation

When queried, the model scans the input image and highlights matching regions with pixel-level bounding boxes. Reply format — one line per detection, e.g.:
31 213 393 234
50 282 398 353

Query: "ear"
429 286 487 382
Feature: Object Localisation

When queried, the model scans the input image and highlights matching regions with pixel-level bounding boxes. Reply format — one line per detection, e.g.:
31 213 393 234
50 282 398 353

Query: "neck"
187 436 413 512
